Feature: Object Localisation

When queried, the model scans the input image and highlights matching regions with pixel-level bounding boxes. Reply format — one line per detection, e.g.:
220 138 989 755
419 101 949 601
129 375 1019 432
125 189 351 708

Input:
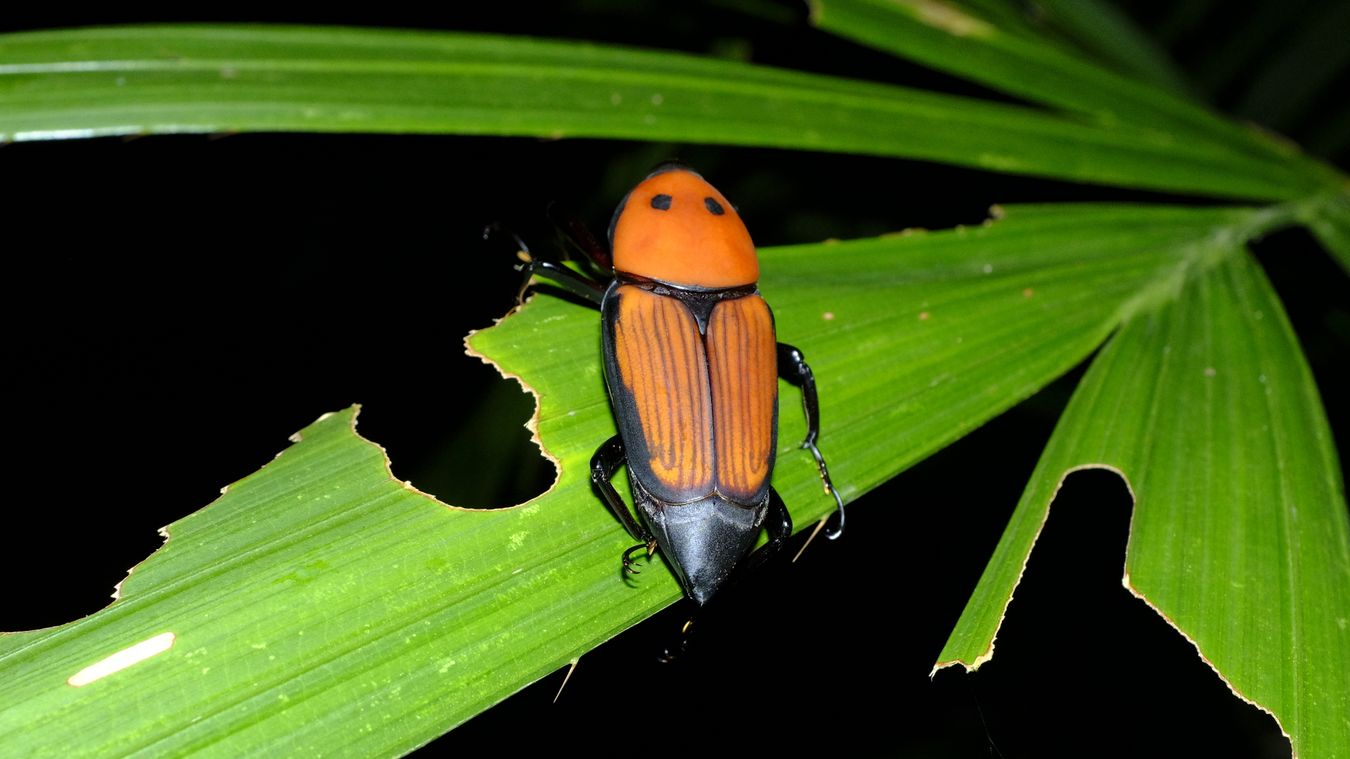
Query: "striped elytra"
707 293 777 500
607 284 777 506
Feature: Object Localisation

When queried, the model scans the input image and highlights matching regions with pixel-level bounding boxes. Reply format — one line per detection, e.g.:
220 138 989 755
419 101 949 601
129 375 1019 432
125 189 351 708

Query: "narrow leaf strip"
1029 0 1191 95
1301 190 1350 278
808 0 1338 186
936 251 1350 759
0 24 1330 199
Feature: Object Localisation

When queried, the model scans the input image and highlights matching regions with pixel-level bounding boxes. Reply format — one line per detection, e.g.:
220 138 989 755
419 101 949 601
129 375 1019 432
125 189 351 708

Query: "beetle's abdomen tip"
688 585 716 607
684 567 727 607
649 496 762 606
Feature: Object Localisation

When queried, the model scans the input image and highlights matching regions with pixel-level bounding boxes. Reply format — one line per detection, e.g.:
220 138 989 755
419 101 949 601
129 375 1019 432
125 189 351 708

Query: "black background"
4 3 1346 756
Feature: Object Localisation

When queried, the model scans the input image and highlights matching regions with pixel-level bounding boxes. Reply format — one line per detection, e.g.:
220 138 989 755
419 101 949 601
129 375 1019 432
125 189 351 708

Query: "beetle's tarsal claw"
822 479 846 540
659 614 698 664
622 542 649 574
658 641 689 664
825 486 846 540
800 439 846 539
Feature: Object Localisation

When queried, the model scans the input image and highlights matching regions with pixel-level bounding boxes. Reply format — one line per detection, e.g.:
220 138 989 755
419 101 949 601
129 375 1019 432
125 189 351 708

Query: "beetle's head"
609 164 759 289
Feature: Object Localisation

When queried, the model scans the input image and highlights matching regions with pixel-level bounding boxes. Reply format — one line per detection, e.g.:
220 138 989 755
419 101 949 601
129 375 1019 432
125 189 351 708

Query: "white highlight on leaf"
16 128 105 141
67 632 176 687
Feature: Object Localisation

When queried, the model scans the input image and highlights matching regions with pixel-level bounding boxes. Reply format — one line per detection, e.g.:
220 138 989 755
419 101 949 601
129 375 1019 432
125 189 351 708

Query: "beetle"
510 163 844 605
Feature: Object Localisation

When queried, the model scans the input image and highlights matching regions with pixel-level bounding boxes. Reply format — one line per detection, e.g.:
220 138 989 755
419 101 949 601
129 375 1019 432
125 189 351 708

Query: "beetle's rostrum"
515 163 845 605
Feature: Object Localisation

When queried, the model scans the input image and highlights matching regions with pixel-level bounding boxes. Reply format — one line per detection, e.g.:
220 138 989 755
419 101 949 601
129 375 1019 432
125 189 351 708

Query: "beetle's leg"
777 342 846 539
520 259 607 306
658 604 699 664
591 434 657 574
590 435 644 539
743 488 794 572
483 223 607 306
547 202 614 276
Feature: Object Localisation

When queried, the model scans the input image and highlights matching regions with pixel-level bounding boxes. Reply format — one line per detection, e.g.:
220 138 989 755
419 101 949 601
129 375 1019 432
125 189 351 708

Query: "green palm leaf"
0 24 1335 199
1 9 1345 757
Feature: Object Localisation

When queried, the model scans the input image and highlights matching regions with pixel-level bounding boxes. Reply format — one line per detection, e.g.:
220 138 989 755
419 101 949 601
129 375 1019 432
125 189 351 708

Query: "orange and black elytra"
503 163 845 605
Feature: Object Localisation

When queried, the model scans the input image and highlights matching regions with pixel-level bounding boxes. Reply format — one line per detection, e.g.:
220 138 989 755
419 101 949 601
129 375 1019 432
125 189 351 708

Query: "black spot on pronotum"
704 197 725 215
651 194 673 211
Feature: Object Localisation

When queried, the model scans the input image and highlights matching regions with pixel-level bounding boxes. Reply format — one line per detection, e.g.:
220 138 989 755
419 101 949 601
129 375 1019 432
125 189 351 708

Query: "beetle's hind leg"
591 435 656 574
743 488 794 573
777 342 846 539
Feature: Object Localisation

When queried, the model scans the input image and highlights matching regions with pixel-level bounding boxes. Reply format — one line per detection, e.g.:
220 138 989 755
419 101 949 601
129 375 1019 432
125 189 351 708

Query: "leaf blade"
1029 0 1192 95
936 250 1350 758
1302 190 1350 277
0 24 1335 199
0 203 1274 755
2 409 686 757
806 0 1308 167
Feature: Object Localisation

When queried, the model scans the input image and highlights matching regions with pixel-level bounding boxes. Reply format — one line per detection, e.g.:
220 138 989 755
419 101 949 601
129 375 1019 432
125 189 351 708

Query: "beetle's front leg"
590 435 656 574
483 222 607 306
777 342 846 538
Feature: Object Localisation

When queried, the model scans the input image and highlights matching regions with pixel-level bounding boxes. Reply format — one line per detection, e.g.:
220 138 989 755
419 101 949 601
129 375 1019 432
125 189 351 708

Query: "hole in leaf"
980 470 1288 756
376 369 554 509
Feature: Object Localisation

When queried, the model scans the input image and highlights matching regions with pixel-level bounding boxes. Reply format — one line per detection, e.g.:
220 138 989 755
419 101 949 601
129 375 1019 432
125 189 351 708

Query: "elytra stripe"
707 295 777 499
613 287 713 495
